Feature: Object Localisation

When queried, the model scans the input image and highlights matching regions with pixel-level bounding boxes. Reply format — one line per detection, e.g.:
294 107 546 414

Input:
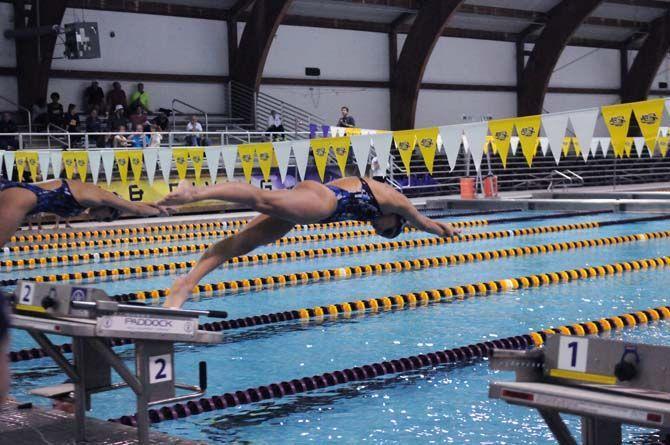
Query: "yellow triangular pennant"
514 115 541 167
393 130 417 176
414 128 438 174
561 137 572 157
173 148 189 180
572 137 581 157
488 119 514 167
623 137 634 157
188 148 205 183
115 151 130 183
330 136 351 177
345 128 361 136
22 151 39 181
127 150 144 184
253 143 274 181
62 151 77 180
237 144 255 183
601 103 633 158
15 152 27 180
658 136 669 157
632 98 665 150
75 152 88 182
310 138 331 182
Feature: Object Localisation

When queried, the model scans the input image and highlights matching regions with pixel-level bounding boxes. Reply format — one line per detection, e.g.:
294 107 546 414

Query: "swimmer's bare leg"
0 191 33 247
165 215 295 308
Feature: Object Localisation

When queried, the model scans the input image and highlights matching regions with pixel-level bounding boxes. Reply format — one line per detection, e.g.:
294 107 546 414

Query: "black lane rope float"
4 212 660 272
3 210 606 256
12 229 667 303
110 303 670 426
9 253 669 363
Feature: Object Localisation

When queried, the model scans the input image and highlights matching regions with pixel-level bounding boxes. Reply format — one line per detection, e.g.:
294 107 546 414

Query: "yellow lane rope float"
1 221 599 270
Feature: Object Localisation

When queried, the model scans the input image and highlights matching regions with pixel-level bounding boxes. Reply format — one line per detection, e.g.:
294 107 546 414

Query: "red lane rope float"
9 255 668 363
110 305 670 426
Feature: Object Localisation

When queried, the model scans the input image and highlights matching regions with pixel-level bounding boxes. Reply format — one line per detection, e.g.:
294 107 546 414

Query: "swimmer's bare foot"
163 275 192 308
158 180 197 206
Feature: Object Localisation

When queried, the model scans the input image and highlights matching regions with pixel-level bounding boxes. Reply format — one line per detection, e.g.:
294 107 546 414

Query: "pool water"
6 210 670 444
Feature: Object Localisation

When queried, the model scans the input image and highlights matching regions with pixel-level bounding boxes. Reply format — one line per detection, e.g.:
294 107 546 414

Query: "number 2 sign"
557 336 589 372
149 354 173 384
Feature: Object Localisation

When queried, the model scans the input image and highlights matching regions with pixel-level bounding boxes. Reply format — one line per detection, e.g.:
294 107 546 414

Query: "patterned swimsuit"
320 178 383 223
0 179 86 217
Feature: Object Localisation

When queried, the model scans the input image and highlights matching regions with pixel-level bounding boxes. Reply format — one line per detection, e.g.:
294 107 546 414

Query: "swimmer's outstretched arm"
73 182 167 217
386 192 458 237
158 179 264 207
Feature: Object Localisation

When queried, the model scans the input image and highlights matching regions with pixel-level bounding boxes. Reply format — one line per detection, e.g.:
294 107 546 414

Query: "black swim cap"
377 215 406 239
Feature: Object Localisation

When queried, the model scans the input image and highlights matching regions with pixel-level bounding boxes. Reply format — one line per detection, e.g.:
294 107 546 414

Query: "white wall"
0 77 18 106
260 85 390 130
0 3 16 69
543 93 619 114
548 47 620 89
415 90 516 128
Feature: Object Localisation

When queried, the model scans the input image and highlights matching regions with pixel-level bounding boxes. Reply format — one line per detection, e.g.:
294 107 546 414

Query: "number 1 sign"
557 336 589 372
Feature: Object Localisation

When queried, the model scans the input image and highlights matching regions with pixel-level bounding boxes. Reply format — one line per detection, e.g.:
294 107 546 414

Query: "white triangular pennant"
204 146 222 184
542 113 569 165
462 122 488 173
158 148 173 183
633 137 645 158
291 139 311 181
659 127 668 137
37 151 50 180
568 109 599 162
461 134 470 153
88 150 101 184
50 150 62 178
272 140 292 182
589 139 601 158
438 125 463 172
665 99 670 119
221 145 238 181
369 133 393 176
539 137 549 156
4 151 15 180
599 137 611 158
143 148 158 185
101 150 115 186
510 136 520 156
349 135 372 177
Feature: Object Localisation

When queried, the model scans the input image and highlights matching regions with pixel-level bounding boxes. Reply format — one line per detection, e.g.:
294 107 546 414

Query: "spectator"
130 123 149 147
46 92 64 127
109 105 128 131
85 109 106 148
152 112 169 131
107 81 127 114
84 81 105 112
337 106 355 128
370 155 386 181
64 104 80 133
129 83 150 112
113 125 130 148
148 124 163 147
0 113 18 150
265 110 286 141
185 115 209 146
129 105 148 129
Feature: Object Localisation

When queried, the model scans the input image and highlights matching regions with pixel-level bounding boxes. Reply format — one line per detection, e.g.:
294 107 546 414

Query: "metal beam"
621 13 670 102
517 0 604 116
229 0 255 20
389 0 464 130
14 0 67 110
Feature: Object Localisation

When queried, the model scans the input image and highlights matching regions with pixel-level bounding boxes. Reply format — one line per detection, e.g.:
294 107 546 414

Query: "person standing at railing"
129 83 151 112
130 123 149 148
0 113 18 151
107 82 127 115
265 110 286 141
64 104 81 146
185 115 209 146
84 81 105 113
86 109 106 148
148 124 163 148
337 106 355 128
46 92 64 127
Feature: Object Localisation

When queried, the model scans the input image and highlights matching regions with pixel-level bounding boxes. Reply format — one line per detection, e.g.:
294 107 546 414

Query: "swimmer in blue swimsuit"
0 178 168 247
159 177 458 308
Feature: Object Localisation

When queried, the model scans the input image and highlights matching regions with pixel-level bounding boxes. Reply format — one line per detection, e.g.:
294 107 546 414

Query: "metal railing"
0 95 32 145
45 123 71 150
171 98 209 132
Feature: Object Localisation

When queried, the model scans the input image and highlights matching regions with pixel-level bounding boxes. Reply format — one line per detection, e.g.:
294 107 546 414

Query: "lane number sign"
557 336 589 372
149 354 173 384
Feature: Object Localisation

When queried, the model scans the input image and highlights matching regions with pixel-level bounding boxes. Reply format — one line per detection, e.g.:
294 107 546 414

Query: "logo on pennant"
640 113 658 125
609 116 626 127
176 156 185 165
117 158 126 166
65 158 74 167
420 137 433 148
316 147 326 156
398 141 411 151
131 157 140 166
494 131 508 141
520 127 535 137
258 152 270 161
241 154 252 162
335 146 347 156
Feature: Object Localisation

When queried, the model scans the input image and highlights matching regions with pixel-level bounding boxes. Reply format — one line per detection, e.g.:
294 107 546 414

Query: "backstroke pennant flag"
173 148 190 180
25 151 39 181
62 151 77 180
487 118 514 167
292 139 311 181
253 143 274 181
114 151 130 183
331 136 351 177
370 132 393 175
462 122 488 173
127 150 144 184
158 148 172 184
349 134 372 177
633 137 646 158
624 137 634 157
310 138 331 182
188 148 205 183
221 145 238 181
14 151 27 180
393 130 417 176
658 135 670 157
75 151 88 182
539 137 549 156
38 151 51 181
50 150 62 179
143 148 158 185
88 150 101 184
514 115 542 166
633 98 664 150
438 125 464 171
3 151 14 180
568 108 600 162
101 150 115 185
601 102 633 157
272 140 292 182
237 144 255 183
204 146 222 184
414 128 439 174
510 136 520 156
